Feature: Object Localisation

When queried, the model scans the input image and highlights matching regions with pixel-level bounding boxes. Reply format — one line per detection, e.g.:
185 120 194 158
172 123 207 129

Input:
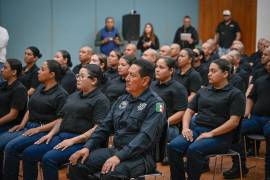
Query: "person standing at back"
95 17 122 56
173 16 199 49
137 23 160 53
215 10 241 56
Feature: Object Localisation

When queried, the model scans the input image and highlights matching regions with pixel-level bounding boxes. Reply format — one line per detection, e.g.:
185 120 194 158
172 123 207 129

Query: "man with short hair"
215 10 241 56
142 48 158 64
173 16 199 49
249 38 265 66
0 26 9 84
72 46 93 75
230 41 252 75
124 43 137 58
170 44 181 61
68 60 166 180
95 17 122 56
228 50 249 89
201 42 216 69
159 45 171 57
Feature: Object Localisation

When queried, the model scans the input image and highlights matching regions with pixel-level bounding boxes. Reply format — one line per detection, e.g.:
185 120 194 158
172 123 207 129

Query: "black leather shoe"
161 156 168 165
223 165 249 179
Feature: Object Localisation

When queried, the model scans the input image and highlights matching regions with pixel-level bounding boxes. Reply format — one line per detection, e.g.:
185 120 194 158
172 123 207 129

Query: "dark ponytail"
46 60 64 82
58 50 72 67
27 46 42 59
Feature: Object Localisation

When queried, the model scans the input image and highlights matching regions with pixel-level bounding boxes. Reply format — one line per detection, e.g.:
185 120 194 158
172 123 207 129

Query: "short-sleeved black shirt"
174 68 202 95
19 64 40 90
151 79 188 117
28 84 68 124
189 84 245 128
0 80 28 125
230 74 246 94
248 74 270 116
61 68 77 94
59 88 110 134
252 62 268 83
104 76 127 105
104 68 119 81
72 64 82 75
194 64 209 86
216 20 240 48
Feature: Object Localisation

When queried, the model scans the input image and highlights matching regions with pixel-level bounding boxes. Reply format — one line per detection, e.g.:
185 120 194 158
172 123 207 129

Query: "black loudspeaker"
122 14 140 41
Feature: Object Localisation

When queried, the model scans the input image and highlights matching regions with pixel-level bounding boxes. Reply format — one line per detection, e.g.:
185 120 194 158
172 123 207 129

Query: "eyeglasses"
76 74 92 79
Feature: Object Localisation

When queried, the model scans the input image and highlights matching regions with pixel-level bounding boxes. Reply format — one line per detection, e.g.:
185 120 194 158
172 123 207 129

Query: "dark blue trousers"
232 115 270 180
22 132 83 180
69 148 146 180
168 122 233 180
0 122 43 180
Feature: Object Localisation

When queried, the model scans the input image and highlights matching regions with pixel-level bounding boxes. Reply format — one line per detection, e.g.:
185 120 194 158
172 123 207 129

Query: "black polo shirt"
19 64 40 90
72 64 82 75
174 68 202 95
235 67 249 89
249 51 262 65
248 74 270 116
151 79 188 117
203 53 220 69
104 76 127 105
189 84 245 128
239 57 252 75
216 20 240 48
61 68 77 94
194 64 208 86
28 84 68 124
59 88 110 134
104 68 119 81
0 80 27 125
230 74 246 94
251 64 267 84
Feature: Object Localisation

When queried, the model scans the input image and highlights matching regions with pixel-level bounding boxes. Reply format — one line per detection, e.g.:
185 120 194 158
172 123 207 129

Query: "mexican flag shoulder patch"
155 102 164 113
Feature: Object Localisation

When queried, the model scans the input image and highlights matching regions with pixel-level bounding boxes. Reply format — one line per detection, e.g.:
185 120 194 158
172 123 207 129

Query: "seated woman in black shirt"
174 48 202 102
151 57 188 141
193 48 208 86
104 55 136 105
104 50 122 80
1 60 68 180
168 59 245 180
19 46 42 96
20 64 110 180
137 23 160 53
90 53 107 72
89 53 109 92
54 50 77 94
0 59 27 133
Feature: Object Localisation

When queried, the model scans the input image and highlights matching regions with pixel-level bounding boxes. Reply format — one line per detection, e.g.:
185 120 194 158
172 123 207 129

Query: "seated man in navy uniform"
68 60 167 180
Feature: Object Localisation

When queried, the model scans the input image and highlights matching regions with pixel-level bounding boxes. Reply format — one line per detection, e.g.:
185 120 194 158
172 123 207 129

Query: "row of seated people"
0 37 270 180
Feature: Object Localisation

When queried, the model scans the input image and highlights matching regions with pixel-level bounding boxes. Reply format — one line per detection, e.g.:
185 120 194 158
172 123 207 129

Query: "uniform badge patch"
137 103 147 111
119 101 128 110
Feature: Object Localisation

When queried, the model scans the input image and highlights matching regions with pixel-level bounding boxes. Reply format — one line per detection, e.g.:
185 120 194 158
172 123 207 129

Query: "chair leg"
213 156 218 180
220 156 224 172
244 136 247 158
237 153 243 180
